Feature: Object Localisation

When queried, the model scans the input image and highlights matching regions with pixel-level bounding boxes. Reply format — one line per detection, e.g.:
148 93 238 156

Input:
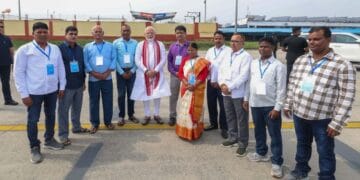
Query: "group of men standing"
4 20 356 180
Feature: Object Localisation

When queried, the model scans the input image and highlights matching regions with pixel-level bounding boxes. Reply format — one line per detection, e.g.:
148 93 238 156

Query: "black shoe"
221 129 228 139
168 117 176 126
30 146 43 164
129 116 139 124
5 100 18 106
222 140 237 147
141 116 151 126
204 125 218 131
154 116 164 124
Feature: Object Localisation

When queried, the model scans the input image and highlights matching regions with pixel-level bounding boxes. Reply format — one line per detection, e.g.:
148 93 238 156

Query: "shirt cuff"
20 92 29 98
274 103 282 111
328 120 344 133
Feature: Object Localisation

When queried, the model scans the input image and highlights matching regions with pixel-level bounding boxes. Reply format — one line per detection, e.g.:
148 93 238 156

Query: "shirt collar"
176 40 189 46
260 56 275 64
120 38 132 43
92 40 104 45
307 48 335 61
214 44 225 50
232 48 244 55
64 41 77 48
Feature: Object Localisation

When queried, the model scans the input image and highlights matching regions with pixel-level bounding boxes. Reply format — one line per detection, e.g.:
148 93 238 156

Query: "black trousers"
0 65 13 102
206 80 227 130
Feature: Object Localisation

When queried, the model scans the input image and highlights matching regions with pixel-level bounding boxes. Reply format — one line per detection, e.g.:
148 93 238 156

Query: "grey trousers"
58 87 84 140
169 74 181 119
223 96 249 148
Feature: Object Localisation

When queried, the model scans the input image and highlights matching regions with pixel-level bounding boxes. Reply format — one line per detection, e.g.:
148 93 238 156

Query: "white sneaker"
271 164 283 178
247 152 270 162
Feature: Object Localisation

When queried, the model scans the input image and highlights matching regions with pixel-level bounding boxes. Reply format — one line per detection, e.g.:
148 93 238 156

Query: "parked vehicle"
301 32 360 70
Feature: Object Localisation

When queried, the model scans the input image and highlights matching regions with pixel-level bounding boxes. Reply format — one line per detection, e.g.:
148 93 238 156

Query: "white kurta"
130 40 171 101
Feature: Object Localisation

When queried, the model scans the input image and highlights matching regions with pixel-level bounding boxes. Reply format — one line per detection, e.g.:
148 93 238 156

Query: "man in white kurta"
131 26 171 125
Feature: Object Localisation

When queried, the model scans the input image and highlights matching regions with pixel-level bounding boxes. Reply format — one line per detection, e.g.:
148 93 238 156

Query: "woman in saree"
176 42 210 141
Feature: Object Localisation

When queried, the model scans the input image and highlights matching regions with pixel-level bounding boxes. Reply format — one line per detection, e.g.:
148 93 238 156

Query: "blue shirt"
84 41 116 82
113 38 138 74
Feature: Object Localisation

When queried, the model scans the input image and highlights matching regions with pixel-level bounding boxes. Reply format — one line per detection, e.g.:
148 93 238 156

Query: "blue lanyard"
66 46 76 60
214 47 223 59
33 42 51 60
231 49 244 66
259 60 271 79
308 57 326 74
122 41 128 53
96 42 104 55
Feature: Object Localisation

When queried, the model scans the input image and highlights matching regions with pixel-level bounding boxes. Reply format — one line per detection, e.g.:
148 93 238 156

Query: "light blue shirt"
113 38 138 75
84 41 116 81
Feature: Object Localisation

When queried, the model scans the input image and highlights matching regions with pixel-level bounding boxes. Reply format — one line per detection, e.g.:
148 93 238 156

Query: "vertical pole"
235 0 238 33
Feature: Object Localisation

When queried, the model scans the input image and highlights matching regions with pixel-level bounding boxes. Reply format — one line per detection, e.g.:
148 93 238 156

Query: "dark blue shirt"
58 42 86 89
0 34 13 65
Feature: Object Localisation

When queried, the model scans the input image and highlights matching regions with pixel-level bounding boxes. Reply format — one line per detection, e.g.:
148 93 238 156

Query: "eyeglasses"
0 26 4 28
230 40 243 43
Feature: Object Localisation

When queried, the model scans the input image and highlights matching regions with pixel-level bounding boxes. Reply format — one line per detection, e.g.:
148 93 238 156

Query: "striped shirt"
284 49 356 132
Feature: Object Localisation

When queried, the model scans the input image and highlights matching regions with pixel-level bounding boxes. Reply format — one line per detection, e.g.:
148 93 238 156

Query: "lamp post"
235 0 238 33
18 0 22 20
204 0 207 22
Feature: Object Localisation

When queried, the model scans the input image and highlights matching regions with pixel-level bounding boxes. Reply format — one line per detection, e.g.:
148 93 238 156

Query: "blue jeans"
251 107 283 165
27 91 57 148
88 80 113 127
116 72 135 118
293 115 335 180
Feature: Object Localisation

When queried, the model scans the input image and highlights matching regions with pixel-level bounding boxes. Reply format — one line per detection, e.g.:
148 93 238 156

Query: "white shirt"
14 40 66 98
218 48 252 98
205 45 232 82
245 56 287 111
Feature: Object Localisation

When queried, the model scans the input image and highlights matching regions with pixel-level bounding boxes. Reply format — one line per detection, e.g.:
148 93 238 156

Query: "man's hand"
242 101 249 112
327 127 340 138
220 84 231 95
122 72 131 79
269 110 280 120
102 70 112 79
58 90 65 98
91 72 103 80
22 97 33 107
284 109 292 119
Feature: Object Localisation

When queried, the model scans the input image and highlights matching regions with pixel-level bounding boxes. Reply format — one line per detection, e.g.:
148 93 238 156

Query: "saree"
175 56 210 141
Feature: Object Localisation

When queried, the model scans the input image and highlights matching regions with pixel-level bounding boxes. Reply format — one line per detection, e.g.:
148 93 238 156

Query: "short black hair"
32 22 48 32
189 42 198 50
175 25 186 33
213 30 225 37
65 26 78 34
309 27 331 38
259 37 275 47
292 27 301 33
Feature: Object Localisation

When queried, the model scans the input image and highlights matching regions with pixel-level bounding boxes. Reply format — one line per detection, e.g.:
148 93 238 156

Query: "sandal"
105 123 115 130
72 127 90 134
89 126 98 134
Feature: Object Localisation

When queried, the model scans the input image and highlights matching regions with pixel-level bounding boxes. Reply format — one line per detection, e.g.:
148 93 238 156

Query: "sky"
1 0 359 24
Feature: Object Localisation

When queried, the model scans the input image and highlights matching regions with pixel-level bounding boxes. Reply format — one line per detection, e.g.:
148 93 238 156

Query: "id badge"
175 55 182 65
188 73 196 85
124 54 131 64
300 75 316 94
96 56 104 66
256 80 267 95
47 64 54 75
70 61 79 73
